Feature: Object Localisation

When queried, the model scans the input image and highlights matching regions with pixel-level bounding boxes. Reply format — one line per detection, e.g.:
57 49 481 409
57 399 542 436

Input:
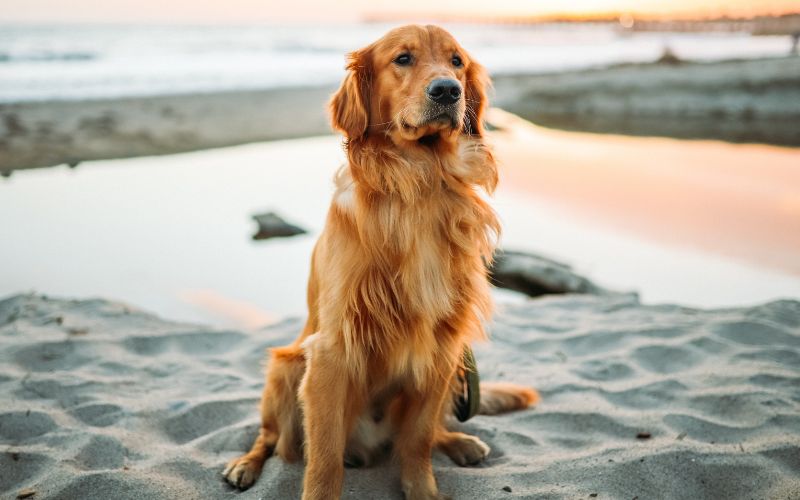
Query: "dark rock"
656 46 682 65
489 250 611 297
502 486 512 492
251 211 307 241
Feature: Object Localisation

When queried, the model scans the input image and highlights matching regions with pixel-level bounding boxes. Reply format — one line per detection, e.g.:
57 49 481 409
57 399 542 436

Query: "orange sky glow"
1 0 798 23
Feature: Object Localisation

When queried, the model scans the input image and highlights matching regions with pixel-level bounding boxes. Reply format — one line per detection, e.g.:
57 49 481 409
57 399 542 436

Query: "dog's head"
330 25 489 145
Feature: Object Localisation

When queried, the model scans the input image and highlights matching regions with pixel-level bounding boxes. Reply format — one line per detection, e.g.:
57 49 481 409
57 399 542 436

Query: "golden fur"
223 24 538 500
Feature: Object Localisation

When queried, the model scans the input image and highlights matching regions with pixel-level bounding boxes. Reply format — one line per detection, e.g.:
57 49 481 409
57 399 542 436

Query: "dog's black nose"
426 78 462 105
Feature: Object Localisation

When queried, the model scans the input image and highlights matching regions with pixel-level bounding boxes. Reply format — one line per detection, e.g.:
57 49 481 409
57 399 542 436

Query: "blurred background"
2 1 799 328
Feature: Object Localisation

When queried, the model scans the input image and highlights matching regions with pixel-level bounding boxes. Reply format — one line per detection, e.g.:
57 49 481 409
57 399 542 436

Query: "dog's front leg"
300 336 360 500
395 367 454 500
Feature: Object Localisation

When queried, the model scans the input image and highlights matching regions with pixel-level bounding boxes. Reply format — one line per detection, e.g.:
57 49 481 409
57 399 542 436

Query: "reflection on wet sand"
489 109 800 276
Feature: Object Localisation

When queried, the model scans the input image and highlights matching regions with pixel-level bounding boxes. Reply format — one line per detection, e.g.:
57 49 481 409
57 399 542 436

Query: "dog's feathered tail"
478 382 540 415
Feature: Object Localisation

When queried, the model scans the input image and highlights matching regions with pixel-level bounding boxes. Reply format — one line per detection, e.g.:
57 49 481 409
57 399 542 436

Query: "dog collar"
454 346 480 422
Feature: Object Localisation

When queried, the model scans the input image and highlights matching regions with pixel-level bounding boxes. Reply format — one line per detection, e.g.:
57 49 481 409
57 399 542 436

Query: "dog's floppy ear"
463 60 490 136
329 50 370 140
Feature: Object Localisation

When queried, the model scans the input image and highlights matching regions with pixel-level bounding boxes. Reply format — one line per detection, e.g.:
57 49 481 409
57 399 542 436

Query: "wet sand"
492 56 800 147
0 86 335 172
488 108 800 277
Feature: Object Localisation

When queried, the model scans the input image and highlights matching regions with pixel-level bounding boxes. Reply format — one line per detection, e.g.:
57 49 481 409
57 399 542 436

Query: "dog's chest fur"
320 148 497 381
335 169 481 320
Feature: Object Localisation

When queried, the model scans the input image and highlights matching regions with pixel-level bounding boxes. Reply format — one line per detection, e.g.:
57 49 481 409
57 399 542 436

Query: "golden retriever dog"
223 24 538 500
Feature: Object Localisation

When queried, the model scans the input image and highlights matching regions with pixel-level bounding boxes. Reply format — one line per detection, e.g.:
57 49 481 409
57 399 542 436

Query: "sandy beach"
3 25 800 499
2 291 799 499
2 119 799 497
492 56 800 146
0 87 335 172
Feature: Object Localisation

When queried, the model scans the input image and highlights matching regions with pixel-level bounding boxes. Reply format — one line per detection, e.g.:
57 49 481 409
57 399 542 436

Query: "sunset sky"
2 0 798 23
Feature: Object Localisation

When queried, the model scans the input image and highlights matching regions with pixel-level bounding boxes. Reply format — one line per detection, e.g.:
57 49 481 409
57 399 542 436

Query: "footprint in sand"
70 403 126 427
72 434 128 470
122 330 246 357
13 341 92 372
712 320 800 347
162 398 258 444
631 344 703 374
0 410 57 442
604 379 688 409
572 359 634 381
0 451 54 491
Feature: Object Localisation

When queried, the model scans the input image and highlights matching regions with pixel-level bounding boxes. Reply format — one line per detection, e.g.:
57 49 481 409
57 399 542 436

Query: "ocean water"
0 22 794 102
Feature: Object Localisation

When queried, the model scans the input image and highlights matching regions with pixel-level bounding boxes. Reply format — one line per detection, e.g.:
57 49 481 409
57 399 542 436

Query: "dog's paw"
438 432 490 466
222 456 263 490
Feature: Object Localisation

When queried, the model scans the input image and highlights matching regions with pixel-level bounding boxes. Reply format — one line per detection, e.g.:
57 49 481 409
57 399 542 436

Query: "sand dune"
2 292 798 499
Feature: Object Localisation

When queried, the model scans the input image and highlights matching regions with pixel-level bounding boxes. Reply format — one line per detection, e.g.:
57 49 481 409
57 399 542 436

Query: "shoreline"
0 86 336 172
2 56 799 172
492 56 800 147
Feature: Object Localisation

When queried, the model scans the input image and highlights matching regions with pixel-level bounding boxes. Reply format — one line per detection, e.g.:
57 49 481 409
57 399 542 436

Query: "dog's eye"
394 53 412 66
452 55 463 68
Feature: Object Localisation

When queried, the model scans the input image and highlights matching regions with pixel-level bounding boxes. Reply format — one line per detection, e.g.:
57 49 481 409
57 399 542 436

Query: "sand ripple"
1 292 799 499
